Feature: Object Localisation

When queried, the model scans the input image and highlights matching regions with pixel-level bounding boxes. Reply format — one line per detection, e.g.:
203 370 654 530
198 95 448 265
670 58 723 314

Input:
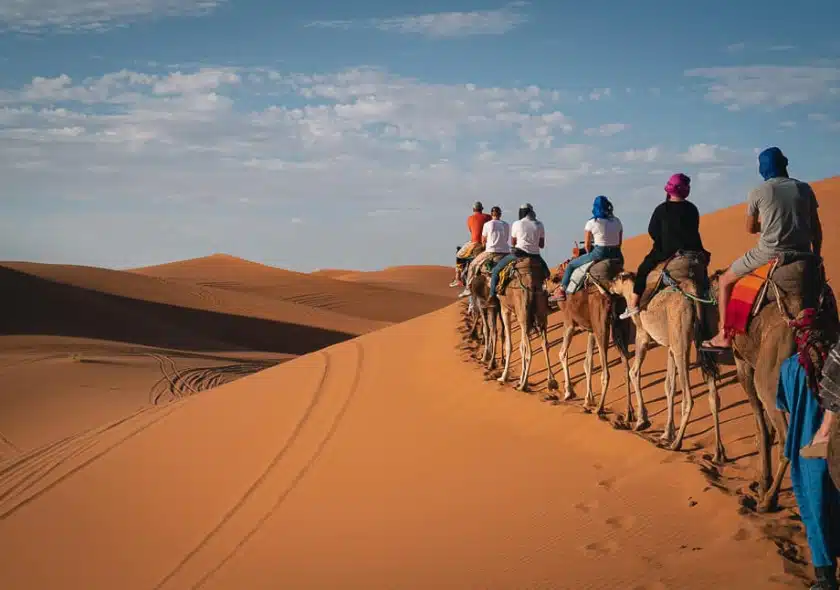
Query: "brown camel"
546 261 633 418
610 262 725 464
469 271 504 370
493 258 558 392
705 259 838 512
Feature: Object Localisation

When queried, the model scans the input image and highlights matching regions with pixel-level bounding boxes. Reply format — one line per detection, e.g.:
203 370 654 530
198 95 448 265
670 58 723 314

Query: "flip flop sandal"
699 340 731 353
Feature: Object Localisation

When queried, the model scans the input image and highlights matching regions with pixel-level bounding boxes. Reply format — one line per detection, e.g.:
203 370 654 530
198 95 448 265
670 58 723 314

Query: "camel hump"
588 258 624 284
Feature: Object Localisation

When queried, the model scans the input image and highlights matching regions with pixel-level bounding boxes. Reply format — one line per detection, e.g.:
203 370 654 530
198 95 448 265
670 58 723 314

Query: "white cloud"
621 146 659 163
769 45 796 51
685 65 840 109
2 63 758 269
306 2 528 38
779 120 797 128
680 143 721 164
726 42 746 53
0 0 226 33
584 122 628 137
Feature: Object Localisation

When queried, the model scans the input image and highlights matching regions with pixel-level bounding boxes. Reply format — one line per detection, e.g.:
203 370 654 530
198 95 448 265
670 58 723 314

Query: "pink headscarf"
664 173 691 199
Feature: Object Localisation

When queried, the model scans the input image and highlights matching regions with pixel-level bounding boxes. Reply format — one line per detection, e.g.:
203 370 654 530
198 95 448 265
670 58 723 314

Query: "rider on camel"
619 173 708 319
451 201 492 288
702 147 822 351
458 205 510 298
549 195 623 303
488 203 549 300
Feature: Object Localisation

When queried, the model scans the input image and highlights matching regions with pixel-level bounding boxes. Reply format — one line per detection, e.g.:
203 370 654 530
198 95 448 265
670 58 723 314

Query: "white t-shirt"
481 219 511 254
584 217 623 247
511 217 545 255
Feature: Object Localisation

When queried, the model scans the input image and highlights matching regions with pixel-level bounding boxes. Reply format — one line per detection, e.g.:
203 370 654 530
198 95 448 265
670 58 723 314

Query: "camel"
489 258 558 392
546 260 633 418
468 267 504 370
705 259 838 512
609 258 725 464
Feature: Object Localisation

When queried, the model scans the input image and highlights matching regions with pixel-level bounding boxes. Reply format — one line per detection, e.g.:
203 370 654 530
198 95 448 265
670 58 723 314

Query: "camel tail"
693 299 720 381
609 297 631 359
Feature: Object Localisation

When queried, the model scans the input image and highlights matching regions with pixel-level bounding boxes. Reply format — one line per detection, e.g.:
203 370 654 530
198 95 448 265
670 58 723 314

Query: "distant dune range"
0 177 837 589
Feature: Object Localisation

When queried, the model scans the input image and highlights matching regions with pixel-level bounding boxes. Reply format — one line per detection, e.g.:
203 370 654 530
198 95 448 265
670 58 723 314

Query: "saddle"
567 258 624 296
640 250 709 309
498 256 547 296
726 253 822 337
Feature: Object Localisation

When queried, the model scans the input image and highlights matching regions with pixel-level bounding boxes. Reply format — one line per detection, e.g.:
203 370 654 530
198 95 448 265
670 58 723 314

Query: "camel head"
707 268 727 296
609 271 635 298
548 260 569 285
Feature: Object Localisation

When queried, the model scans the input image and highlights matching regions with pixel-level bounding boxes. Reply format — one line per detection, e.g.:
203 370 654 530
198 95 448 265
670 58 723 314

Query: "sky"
1 0 839 272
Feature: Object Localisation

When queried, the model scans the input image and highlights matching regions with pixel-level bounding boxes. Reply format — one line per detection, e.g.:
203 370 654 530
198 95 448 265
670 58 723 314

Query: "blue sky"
1 0 839 271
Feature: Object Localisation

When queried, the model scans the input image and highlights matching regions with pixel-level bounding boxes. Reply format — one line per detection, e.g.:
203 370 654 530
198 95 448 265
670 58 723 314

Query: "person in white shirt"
549 195 624 302
488 203 549 298
459 206 510 298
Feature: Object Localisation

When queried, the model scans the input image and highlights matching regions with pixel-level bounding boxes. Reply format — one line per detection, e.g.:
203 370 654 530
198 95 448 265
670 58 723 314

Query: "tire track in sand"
0 401 184 520
152 350 334 590
190 341 364 590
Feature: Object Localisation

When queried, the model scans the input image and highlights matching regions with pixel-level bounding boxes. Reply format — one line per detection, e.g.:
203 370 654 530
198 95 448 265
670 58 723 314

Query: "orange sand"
0 176 838 589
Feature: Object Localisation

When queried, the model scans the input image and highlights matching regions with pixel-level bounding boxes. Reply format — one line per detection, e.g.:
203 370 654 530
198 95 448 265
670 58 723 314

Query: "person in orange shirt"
451 201 493 287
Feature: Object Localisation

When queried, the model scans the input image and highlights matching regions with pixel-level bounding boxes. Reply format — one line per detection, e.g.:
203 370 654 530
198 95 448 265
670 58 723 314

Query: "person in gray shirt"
702 147 823 352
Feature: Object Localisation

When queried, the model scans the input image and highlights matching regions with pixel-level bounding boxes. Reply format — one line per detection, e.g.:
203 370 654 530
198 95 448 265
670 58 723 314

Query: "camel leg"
737 361 773 501
517 317 533 392
539 327 558 391
622 353 634 425
670 345 694 452
497 306 514 384
630 330 652 431
486 307 499 370
595 330 611 416
754 351 792 514
707 374 726 464
661 351 677 444
583 333 595 409
558 325 576 401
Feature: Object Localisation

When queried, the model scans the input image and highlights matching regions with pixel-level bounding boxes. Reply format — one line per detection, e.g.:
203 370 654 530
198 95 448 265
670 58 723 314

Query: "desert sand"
0 177 837 589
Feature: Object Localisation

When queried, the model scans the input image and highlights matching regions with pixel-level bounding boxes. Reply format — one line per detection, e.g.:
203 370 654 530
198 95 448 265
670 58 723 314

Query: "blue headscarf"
591 195 614 220
758 147 789 181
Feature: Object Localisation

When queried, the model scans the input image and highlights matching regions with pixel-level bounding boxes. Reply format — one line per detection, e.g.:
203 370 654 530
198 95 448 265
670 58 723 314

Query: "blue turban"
591 195 614 220
758 147 789 181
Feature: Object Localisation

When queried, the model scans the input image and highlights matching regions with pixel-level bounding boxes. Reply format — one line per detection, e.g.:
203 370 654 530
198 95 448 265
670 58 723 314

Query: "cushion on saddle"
765 257 820 313
723 260 776 337
457 241 484 260
640 251 708 308
567 258 623 295
498 257 546 295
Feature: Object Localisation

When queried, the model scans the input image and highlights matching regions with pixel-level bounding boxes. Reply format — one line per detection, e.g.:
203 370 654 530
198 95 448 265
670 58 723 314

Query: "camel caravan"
453 149 840 526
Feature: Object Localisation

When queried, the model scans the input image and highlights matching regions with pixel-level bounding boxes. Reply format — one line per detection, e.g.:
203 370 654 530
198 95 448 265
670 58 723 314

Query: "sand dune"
0 177 838 588
131 254 453 323
312 264 454 297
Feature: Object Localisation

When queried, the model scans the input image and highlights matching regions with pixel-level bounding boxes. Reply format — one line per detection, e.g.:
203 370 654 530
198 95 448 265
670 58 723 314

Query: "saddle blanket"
724 260 775 337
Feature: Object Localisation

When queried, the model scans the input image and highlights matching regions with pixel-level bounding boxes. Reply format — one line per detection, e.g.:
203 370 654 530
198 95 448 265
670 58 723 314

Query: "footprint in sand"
605 515 636 530
732 527 752 541
631 582 669 590
597 476 616 491
574 500 600 514
582 539 620 557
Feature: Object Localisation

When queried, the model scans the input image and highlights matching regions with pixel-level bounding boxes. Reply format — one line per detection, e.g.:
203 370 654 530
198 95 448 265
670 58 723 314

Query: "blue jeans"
561 246 623 290
489 253 517 297
489 250 549 297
